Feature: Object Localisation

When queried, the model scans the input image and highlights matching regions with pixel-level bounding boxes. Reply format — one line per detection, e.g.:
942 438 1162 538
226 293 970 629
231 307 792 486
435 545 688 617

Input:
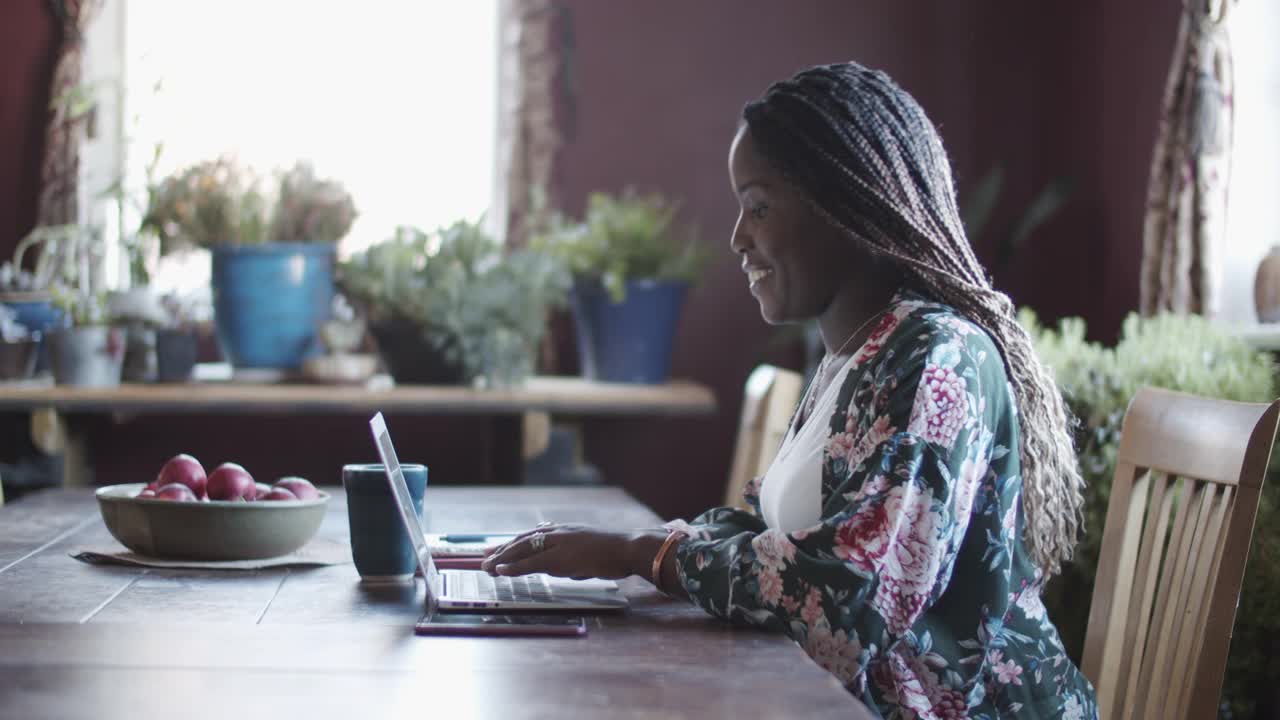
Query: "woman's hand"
479 523 665 580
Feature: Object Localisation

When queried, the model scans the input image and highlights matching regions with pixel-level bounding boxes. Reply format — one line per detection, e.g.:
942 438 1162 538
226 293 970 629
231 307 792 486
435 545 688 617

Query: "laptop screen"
369 412 439 610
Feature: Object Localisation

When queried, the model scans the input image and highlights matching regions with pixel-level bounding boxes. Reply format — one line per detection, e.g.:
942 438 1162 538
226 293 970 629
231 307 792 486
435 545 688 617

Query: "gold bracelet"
651 531 686 595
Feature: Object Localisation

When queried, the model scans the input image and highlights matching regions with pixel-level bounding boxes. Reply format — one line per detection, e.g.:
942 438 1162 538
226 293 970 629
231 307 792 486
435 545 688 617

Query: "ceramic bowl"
95 483 329 560
300 353 379 385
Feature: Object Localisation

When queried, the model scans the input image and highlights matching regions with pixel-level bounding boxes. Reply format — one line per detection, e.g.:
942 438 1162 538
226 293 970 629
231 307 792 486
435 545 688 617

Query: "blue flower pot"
0 292 68 373
210 243 335 370
568 278 687 384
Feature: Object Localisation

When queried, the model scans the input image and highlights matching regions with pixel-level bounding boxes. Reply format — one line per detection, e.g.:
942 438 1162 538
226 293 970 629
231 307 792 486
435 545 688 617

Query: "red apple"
206 463 256 501
154 483 197 502
254 483 272 500
156 454 207 499
261 487 298 502
273 476 319 500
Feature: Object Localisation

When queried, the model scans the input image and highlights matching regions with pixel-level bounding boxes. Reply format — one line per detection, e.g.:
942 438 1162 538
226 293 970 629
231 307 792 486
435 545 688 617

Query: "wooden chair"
723 365 804 509
1082 387 1280 720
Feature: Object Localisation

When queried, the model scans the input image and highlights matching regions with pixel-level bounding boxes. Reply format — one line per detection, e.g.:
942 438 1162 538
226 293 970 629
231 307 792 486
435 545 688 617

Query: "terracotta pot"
1255 245 1280 323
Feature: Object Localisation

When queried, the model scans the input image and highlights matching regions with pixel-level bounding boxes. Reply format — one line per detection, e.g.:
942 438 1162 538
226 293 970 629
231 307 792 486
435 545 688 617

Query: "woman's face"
728 126 863 325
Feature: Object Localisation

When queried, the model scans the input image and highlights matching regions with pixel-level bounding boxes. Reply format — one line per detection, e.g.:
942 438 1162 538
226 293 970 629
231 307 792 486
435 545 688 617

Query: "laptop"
368 412 630 613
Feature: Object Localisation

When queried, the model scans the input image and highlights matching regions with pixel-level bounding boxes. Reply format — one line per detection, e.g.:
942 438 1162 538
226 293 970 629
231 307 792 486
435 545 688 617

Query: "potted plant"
102 142 178 382
533 189 707 384
339 219 569 387
0 224 108 373
47 288 124 387
151 292 209 383
104 285 175 383
141 158 356 371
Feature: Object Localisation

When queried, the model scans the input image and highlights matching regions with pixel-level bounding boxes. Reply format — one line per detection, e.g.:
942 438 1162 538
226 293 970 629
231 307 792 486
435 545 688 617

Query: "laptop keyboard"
452 572 553 603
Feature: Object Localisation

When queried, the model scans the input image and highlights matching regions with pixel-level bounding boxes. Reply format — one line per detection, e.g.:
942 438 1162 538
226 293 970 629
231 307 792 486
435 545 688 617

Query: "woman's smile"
746 265 774 293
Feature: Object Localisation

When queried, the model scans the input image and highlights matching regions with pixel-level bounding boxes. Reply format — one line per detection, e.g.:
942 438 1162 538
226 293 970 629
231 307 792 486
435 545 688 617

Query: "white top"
759 359 853 533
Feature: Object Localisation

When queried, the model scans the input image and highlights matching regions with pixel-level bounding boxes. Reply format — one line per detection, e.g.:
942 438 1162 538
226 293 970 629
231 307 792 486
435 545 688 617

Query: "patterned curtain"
37 0 100 229
495 0 563 249
1139 0 1236 317
495 0 568 398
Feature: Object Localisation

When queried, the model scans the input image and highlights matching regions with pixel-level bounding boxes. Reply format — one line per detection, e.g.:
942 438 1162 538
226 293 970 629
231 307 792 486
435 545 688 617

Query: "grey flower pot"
50 327 125 387
155 329 198 383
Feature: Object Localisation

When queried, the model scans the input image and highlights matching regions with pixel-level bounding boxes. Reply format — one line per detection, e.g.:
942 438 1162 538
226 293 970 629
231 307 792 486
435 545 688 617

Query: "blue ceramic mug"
342 463 427 582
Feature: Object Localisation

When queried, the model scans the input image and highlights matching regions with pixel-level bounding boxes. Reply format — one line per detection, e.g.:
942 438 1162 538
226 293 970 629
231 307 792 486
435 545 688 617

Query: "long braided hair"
744 62 1085 576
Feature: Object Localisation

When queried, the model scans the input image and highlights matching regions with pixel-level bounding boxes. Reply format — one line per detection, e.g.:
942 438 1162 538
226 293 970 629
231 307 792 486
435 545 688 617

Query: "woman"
483 62 1098 719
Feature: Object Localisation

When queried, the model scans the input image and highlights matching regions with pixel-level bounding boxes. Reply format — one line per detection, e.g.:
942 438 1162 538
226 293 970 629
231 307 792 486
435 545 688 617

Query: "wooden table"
0 374 716 488
0 486 867 720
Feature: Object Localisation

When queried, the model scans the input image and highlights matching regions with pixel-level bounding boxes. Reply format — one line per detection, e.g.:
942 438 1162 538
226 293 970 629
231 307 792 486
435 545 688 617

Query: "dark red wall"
552 1 1179 520
1 3 1181 523
1096 1 1181 341
0 0 58 262
80 414 508 491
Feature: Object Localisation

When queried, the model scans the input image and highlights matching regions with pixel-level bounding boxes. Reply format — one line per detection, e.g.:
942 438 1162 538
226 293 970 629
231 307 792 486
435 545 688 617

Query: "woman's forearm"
626 530 689 600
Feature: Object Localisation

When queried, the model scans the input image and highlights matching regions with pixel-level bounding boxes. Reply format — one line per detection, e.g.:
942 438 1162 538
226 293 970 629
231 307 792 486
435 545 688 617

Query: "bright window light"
123 0 498 291
1219 0 1280 324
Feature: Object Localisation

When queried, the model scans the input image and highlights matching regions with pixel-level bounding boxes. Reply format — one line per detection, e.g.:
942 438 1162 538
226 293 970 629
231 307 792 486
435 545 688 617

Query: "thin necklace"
799 308 888 426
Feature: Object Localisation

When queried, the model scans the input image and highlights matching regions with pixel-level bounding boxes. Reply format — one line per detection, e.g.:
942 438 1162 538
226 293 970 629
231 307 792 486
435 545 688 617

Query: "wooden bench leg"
522 411 551 460
28 409 91 487
491 414 524 484
62 422 92 488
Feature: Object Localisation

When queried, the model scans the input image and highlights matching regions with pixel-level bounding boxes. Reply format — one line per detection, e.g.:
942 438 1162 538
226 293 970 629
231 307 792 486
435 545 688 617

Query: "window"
1219 0 1280 324
84 0 499 293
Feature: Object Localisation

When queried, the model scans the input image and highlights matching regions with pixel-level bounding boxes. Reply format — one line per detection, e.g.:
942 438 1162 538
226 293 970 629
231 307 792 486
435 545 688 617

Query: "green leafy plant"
960 166 1074 277
1024 310 1279 719
100 140 167 287
50 287 111 327
141 158 355 252
532 189 708 302
0 224 98 295
339 218 570 386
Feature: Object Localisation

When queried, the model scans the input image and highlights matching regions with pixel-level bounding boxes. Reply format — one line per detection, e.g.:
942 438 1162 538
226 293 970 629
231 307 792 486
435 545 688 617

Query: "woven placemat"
70 538 351 570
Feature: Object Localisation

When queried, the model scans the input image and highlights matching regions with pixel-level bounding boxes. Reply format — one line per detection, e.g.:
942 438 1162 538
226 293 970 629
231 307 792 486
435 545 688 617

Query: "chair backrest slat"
1189 415 1274 719
1082 387 1280 720
724 365 804 510
1111 470 1174 720
1175 483 1233 712
1132 475 1199 720
1157 480 1221 719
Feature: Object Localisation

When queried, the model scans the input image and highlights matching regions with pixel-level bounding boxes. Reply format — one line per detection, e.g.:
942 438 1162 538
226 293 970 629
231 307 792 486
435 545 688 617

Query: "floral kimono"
671 291 1098 719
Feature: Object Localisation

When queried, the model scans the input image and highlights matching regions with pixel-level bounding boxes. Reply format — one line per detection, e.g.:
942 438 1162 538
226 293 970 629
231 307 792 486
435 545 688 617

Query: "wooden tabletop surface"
0 376 717 416
0 487 867 720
